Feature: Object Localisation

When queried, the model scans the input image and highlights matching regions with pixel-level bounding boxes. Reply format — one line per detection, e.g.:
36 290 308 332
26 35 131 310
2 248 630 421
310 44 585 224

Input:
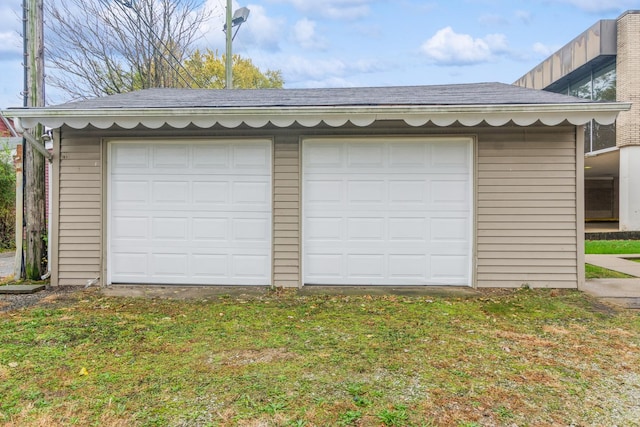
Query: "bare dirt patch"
213 348 298 367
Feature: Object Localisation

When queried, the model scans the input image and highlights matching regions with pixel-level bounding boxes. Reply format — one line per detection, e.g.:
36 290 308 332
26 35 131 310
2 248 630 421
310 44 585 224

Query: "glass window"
583 121 592 153
592 62 616 101
547 60 617 153
593 122 616 151
569 74 592 99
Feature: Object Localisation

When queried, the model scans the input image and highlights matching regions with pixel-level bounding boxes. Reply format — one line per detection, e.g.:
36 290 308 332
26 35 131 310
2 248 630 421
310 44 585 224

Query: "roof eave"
3 102 631 130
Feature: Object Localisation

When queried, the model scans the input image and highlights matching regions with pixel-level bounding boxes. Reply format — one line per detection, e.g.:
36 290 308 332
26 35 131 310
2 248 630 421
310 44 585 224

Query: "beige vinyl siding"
56 135 102 285
272 136 301 287
52 122 580 288
476 127 578 288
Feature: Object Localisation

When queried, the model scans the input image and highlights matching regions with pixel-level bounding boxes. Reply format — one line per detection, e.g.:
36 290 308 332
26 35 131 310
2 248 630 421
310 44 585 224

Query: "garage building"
6 83 628 288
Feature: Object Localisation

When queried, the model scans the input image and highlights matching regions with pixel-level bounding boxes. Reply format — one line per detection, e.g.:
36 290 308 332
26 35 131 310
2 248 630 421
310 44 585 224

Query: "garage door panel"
151 253 188 278
112 216 149 240
431 141 470 168
232 181 270 205
431 255 469 281
389 218 428 241
303 138 472 286
389 144 427 167
347 144 384 168
431 217 469 242
347 181 385 204
347 254 385 278
232 254 271 279
233 145 271 169
112 253 148 277
306 180 343 203
112 145 149 169
192 218 228 241
193 182 229 204
151 217 188 240
306 254 343 279
305 144 343 168
347 217 385 240
152 181 189 204
306 217 343 241
109 140 272 285
389 180 427 203
193 145 229 168
153 145 189 168
192 254 228 278
388 255 428 279
233 218 270 241
431 180 470 205
112 181 149 204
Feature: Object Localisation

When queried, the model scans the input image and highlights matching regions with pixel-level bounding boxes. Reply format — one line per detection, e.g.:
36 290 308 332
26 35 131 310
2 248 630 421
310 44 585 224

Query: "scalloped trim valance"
7 103 629 130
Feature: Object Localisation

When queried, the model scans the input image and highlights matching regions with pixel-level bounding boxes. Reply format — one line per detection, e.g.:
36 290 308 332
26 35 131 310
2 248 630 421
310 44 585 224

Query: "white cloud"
551 0 638 12
0 31 22 61
532 42 560 58
0 1 22 62
198 2 284 52
242 4 285 51
251 53 385 87
420 27 509 66
269 0 372 20
292 18 327 50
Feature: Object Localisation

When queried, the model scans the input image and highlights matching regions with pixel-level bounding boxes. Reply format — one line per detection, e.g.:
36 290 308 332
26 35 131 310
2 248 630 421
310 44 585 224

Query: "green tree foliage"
0 142 16 250
184 49 284 89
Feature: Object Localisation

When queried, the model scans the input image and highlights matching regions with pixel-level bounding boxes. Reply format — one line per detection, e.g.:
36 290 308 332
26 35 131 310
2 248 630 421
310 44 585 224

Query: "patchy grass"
586 263 635 279
586 240 640 254
1 288 640 426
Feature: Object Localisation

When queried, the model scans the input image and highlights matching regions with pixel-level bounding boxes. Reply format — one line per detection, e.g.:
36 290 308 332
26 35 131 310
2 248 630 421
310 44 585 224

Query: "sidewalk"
584 254 640 308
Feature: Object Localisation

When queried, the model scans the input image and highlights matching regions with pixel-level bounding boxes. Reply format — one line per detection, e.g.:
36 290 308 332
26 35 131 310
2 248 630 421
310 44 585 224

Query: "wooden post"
24 0 47 280
14 144 23 278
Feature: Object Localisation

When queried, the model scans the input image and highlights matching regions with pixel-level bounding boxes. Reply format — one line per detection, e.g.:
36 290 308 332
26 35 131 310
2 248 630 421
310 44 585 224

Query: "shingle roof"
5 82 627 130
48 82 590 110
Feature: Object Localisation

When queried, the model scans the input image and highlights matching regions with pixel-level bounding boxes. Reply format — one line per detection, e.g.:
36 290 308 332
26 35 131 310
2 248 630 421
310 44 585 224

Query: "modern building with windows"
515 11 640 231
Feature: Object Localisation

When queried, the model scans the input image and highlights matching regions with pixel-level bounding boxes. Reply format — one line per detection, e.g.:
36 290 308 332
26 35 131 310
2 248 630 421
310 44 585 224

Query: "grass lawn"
585 240 640 254
585 264 635 279
1 289 640 426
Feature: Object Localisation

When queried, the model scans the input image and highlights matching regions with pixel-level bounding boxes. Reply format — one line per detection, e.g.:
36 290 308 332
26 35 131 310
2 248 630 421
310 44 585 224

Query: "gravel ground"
0 251 87 312
0 285 83 312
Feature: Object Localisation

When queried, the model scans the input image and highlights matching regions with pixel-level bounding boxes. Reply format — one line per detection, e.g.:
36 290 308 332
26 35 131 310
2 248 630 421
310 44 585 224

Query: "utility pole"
225 0 233 89
23 0 47 280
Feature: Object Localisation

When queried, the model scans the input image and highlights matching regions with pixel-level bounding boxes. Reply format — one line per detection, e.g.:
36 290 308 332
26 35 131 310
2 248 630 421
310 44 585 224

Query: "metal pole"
22 0 28 107
225 0 233 89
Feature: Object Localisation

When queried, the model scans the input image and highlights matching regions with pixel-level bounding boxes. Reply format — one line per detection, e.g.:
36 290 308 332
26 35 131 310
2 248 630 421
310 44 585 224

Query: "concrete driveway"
584 254 640 308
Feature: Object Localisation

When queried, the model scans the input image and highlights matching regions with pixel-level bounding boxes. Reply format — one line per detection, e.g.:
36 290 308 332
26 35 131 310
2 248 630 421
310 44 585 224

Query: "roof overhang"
4 102 630 130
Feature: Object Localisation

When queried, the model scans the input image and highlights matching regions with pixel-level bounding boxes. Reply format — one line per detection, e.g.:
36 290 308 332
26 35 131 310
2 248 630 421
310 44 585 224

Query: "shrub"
0 142 16 250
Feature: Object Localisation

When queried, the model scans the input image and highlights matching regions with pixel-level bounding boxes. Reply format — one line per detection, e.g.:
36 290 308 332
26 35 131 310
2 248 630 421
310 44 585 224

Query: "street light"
223 1 250 89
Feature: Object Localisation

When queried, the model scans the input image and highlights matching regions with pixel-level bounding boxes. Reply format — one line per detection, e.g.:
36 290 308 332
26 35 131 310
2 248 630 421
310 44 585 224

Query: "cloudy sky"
1 0 639 109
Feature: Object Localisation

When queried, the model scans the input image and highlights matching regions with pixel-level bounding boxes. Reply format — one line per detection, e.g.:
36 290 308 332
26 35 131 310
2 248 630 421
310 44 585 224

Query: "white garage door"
303 137 473 286
108 140 272 285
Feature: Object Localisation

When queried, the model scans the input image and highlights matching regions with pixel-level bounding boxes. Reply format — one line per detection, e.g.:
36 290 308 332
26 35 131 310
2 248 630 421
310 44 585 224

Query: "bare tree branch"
45 0 213 100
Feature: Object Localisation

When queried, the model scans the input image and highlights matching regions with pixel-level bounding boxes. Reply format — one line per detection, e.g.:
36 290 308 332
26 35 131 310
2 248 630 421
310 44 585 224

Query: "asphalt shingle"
44 82 591 110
